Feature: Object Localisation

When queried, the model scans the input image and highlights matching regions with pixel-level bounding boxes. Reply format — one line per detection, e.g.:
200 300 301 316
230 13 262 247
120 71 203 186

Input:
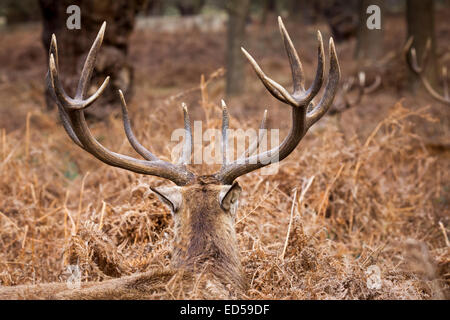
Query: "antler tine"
358 71 366 87
76 22 106 99
331 71 379 114
49 34 59 70
442 66 449 99
364 74 381 94
49 54 110 111
404 36 432 74
45 35 57 102
421 74 450 105
342 75 355 92
221 100 229 165
238 109 268 159
404 36 421 74
119 90 159 161
215 22 340 184
422 38 432 71
342 71 381 109
48 54 77 108
351 71 365 106
405 37 450 105
48 23 195 186
278 16 305 92
412 39 431 74
240 47 290 104
306 37 341 128
46 35 84 148
346 72 365 107
48 24 110 110
178 102 192 166
241 18 325 108
298 30 325 104
69 109 194 183
410 48 422 73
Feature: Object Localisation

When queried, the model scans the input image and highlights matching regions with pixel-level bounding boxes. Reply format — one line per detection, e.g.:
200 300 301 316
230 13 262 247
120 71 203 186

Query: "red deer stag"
1 17 340 299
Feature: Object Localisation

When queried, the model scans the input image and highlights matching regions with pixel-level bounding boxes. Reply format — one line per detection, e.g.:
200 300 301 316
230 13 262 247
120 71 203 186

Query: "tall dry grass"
0 68 448 299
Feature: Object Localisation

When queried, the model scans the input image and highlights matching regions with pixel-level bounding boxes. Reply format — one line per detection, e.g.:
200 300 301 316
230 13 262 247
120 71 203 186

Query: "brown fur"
171 176 246 290
0 176 246 299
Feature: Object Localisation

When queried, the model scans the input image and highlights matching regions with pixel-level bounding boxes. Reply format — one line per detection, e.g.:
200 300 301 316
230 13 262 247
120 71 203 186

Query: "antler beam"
47 22 195 186
340 71 381 111
215 17 341 184
49 18 341 187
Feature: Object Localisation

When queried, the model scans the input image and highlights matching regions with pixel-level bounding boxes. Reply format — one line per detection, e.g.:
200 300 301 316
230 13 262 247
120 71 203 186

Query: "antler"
343 72 381 106
404 37 450 105
214 17 341 184
329 71 381 114
47 22 195 186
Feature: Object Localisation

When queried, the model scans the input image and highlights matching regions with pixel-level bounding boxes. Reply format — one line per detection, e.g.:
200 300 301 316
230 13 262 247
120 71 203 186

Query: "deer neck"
171 189 244 286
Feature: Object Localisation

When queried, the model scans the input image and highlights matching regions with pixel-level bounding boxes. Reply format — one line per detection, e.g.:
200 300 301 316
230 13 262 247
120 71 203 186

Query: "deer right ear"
220 182 242 213
150 186 183 213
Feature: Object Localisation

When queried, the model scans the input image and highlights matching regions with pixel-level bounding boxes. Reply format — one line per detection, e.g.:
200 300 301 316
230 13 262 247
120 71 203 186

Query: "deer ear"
150 186 183 213
220 182 242 213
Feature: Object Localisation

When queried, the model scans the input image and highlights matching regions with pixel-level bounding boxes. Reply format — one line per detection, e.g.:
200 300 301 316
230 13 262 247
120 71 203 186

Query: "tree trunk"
354 0 384 68
289 0 321 25
143 0 164 16
323 0 359 42
225 0 251 97
174 0 205 16
39 0 145 120
406 0 438 89
261 0 277 25
0 0 41 24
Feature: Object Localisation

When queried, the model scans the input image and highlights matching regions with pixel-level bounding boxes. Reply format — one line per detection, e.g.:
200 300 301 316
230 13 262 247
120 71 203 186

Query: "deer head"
46 17 340 289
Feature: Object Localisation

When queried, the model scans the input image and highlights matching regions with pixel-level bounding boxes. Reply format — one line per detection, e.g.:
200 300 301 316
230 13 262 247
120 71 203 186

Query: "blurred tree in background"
39 0 147 119
260 0 278 25
0 0 41 25
225 0 251 97
140 0 162 16
355 0 384 70
406 0 438 89
323 0 359 42
141 0 165 16
0 0 445 112
173 0 206 16
140 0 207 16
288 0 322 25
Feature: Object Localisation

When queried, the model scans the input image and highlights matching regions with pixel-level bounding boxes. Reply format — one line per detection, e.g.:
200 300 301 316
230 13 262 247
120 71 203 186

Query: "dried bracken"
0 17 449 300
1 83 448 298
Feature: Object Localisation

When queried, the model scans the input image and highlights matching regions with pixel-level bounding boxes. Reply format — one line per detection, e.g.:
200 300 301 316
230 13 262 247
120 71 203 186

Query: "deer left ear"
150 186 183 213
220 182 242 212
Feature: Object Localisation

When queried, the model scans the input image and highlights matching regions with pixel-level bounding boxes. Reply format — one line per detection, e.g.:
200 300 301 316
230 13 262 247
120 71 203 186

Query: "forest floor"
0 12 449 299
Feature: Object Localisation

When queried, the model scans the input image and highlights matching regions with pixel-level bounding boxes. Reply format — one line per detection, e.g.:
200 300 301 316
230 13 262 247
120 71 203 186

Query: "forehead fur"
181 175 226 195
182 181 224 198
191 175 223 185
